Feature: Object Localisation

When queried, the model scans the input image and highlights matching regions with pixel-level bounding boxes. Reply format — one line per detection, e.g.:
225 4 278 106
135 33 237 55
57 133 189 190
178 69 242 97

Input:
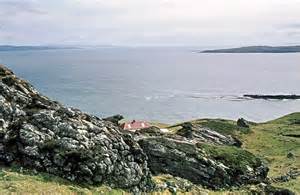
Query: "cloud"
0 0 300 46
0 0 46 16
284 23 300 29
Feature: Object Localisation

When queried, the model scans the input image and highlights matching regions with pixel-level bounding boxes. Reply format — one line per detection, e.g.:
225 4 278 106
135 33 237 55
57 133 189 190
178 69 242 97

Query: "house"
120 120 151 132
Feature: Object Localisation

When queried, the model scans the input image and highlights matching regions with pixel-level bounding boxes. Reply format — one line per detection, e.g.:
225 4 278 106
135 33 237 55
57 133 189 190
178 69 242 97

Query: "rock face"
0 65 152 190
103 114 124 125
138 136 268 189
176 122 242 147
136 126 163 137
136 122 267 189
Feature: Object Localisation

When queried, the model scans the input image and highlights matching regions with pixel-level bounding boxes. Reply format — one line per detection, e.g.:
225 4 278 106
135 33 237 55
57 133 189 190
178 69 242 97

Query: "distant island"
0 45 76 52
244 94 300 100
202 45 300 53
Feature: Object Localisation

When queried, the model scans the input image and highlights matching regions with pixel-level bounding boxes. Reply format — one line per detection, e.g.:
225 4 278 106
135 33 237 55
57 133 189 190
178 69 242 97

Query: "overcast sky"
0 0 300 46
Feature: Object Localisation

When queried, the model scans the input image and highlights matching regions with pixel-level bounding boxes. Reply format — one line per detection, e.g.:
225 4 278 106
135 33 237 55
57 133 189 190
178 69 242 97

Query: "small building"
120 120 151 132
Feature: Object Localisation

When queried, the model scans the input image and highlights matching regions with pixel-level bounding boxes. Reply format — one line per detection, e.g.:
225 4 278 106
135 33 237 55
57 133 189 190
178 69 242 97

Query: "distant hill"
202 46 300 53
0 45 76 51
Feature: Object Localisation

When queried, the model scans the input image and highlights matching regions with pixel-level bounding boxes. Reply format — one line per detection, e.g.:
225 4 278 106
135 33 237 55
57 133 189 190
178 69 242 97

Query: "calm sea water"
0 47 300 123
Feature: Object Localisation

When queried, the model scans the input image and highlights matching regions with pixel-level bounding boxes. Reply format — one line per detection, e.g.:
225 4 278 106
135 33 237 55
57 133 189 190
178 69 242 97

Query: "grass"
200 144 261 171
167 118 250 136
149 122 170 129
0 167 127 194
0 167 259 195
240 113 300 193
166 113 300 193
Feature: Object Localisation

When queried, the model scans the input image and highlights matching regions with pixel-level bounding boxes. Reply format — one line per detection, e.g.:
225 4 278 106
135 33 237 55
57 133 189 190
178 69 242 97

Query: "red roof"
120 120 151 131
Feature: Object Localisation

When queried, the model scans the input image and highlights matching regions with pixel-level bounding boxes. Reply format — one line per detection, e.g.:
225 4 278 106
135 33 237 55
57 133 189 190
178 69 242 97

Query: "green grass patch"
267 112 300 125
0 166 127 194
168 118 251 136
201 144 261 171
239 113 300 193
199 119 251 135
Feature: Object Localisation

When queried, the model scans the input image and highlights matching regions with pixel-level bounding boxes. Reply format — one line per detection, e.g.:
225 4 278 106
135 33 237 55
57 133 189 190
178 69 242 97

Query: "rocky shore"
0 64 298 194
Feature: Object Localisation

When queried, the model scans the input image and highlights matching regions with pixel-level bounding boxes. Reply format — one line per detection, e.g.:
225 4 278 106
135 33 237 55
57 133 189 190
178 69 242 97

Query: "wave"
135 90 300 102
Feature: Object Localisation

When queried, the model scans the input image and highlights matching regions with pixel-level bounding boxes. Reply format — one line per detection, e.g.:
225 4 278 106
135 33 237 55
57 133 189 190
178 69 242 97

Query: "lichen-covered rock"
176 122 242 147
138 136 268 190
136 126 164 137
103 114 124 125
0 65 153 191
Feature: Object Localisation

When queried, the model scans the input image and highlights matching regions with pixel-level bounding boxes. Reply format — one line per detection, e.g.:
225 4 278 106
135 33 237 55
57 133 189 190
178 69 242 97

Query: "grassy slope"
0 113 299 194
241 113 300 193
0 167 126 194
167 113 300 193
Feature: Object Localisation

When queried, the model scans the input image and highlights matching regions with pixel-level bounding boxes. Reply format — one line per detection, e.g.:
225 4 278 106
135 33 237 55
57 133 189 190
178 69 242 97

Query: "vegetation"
0 168 277 195
0 166 126 194
201 144 261 171
167 113 300 193
241 113 300 193
168 118 250 136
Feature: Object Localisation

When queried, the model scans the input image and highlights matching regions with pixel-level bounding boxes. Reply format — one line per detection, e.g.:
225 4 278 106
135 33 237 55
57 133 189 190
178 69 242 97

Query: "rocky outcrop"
138 136 268 189
103 114 124 125
176 122 242 147
136 126 164 137
0 65 153 191
272 169 300 183
237 118 250 128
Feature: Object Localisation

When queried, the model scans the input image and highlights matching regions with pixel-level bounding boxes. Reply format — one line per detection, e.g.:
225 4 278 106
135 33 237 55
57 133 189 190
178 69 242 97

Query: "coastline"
0 64 299 194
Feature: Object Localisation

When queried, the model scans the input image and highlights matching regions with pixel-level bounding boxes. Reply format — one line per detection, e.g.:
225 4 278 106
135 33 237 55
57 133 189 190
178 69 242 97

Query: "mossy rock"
200 119 251 135
200 144 263 172
169 119 251 136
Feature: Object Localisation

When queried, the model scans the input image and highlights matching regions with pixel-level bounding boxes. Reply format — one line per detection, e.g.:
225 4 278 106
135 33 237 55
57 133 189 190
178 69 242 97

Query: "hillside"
202 46 300 53
167 115 300 193
0 113 298 194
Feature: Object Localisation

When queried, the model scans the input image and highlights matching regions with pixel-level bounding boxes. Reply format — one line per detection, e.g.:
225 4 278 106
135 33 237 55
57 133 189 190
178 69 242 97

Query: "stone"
137 126 163 136
237 118 250 128
103 115 124 125
264 185 295 195
287 152 294 159
138 136 268 190
176 122 242 146
169 187 177 194
273 169 300 183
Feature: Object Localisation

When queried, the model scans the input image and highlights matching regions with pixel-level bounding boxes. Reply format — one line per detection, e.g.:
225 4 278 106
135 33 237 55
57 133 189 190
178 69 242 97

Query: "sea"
1 47 300 124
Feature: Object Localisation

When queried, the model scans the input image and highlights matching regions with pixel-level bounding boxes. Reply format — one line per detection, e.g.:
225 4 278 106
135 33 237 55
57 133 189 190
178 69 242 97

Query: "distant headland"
0 45 77 52
202 45 300 53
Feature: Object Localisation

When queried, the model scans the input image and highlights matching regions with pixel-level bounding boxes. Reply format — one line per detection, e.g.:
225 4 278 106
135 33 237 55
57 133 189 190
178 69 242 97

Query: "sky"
0 0 300 46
